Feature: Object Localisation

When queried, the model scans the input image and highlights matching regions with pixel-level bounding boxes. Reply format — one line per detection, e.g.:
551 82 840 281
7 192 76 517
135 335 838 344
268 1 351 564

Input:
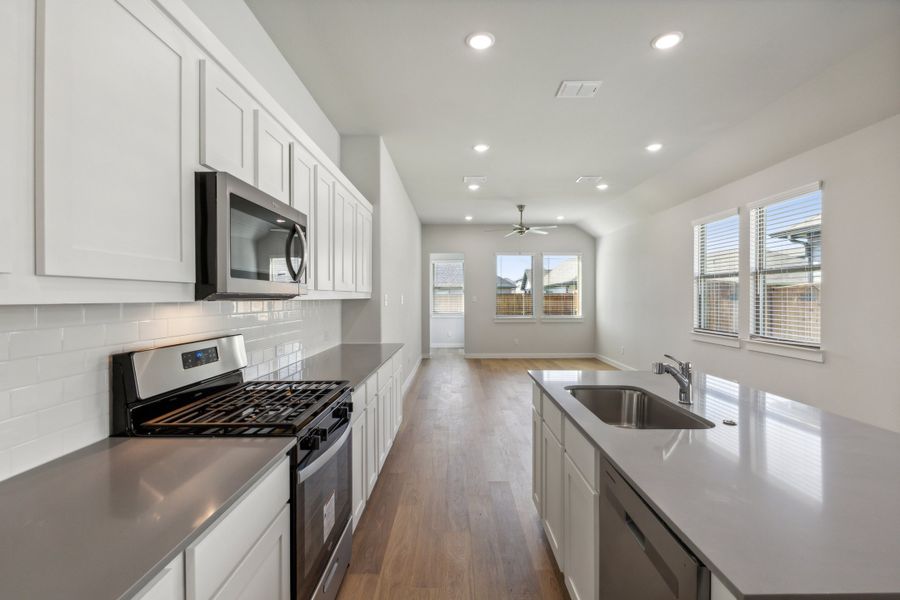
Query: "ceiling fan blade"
527 229 549 235
529 225 559 230
504 231 518 238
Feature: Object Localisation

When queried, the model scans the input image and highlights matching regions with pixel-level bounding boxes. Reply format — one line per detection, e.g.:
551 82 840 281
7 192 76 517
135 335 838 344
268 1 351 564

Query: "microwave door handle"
296 225 308 282
285 223 304 282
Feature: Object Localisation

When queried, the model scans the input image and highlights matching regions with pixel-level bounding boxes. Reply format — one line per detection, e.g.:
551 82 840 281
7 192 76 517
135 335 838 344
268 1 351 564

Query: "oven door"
295 417 352 600
196 172 308 300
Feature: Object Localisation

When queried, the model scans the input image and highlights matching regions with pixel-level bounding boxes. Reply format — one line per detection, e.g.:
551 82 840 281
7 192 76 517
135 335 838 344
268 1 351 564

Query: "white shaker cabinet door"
532 407 543 514
290 141 316 218
36 0 197 282
563 455 599 600
365 381 379 496
314 167 335 291
132 554 185 600
213 505 291 600
200 59 254 183
0 0 27 275
351 409 367 530
355 207 372 295
333 184 356 292
253 109 290 204
541 422 565 570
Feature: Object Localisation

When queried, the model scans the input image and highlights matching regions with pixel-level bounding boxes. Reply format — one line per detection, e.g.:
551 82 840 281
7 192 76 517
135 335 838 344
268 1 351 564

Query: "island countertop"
529 369 900 599
0 436 295 600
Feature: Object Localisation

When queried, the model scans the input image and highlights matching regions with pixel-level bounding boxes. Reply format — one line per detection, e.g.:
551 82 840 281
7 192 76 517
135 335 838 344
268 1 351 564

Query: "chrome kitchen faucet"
652 354 693 405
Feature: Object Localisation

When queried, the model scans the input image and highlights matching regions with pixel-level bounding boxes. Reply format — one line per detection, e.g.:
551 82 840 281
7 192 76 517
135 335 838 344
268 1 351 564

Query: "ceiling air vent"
576 176 604 184
463 176 487 185
556 80 602 98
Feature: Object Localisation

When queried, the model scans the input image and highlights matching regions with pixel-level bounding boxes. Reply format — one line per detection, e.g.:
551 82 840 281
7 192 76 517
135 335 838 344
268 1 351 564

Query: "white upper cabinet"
314 167 335 291
334 184 356 292
199 59 254 183
36 0 196 283
253 109 291 204
355 208 373 294
290 141 316 218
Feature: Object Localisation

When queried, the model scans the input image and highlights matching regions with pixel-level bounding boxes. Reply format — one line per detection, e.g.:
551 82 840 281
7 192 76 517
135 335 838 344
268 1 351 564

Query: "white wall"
182 0 340 164
430 316 464 348
595 114 900 432
340 137 423 384
0 300 342 482
422 225 596 357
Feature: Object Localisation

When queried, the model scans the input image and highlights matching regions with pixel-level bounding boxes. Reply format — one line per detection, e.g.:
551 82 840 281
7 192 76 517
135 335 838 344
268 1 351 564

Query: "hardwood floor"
337 350 614 600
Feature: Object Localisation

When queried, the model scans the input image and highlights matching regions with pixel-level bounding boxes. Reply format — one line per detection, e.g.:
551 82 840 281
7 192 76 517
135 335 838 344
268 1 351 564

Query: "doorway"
429 253 465 351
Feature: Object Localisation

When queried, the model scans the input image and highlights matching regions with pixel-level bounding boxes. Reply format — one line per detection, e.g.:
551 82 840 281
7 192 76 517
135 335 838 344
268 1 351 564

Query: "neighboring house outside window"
496 254 533 317
750 185 822 347
543 254 582 317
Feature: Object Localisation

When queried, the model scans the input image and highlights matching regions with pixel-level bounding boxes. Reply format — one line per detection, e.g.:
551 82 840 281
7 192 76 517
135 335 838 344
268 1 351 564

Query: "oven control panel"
181 346 220 370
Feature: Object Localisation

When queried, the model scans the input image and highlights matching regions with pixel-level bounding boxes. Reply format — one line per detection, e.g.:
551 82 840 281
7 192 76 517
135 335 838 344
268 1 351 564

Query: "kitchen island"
529 368 900 599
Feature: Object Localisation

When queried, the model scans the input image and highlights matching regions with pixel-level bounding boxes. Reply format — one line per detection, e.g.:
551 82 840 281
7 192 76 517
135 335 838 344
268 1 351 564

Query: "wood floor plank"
336 351 613 599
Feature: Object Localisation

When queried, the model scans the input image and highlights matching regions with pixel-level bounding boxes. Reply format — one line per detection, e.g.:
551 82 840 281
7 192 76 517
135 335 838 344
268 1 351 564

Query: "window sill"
431 314 464 319
494 317 536 323
743 339 824 363
692 332 740 348
541 317 584 323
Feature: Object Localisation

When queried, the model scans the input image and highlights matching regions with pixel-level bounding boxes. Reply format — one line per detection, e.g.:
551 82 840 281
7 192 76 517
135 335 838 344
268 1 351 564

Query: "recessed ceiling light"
645 142 663 153
473 143 490 153
596 183 609 191
465 215 473 221
651 31 683 50
467 183 480 191
466 32 495 50
556 215 565 221
576 176 603 184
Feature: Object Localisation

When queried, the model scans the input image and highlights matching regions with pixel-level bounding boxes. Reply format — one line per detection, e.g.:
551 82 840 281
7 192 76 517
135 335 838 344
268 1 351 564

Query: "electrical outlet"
619 345 625 355
471 295 477 303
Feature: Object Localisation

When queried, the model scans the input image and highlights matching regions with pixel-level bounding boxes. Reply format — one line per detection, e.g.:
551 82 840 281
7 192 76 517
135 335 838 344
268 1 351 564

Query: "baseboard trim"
595 354 637 371
463 352 598 359
430 342 464 349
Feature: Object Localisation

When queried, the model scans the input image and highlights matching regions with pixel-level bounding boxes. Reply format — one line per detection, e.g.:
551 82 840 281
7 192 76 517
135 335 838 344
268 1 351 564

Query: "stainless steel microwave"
195 171 308 300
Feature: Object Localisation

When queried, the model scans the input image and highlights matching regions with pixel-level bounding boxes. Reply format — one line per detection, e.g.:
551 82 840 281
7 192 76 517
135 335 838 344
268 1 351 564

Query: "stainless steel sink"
565 386 714 430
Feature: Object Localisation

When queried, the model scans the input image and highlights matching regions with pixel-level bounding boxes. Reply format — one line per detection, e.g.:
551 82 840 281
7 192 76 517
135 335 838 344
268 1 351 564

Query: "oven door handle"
298 425 350 484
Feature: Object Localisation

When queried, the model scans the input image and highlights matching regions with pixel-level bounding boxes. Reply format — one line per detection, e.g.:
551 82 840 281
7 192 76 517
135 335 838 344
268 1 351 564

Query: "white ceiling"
246 0 900 234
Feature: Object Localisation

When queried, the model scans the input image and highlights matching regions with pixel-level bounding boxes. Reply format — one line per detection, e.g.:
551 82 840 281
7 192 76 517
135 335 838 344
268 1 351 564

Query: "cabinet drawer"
564 418 597 490
186 457 290 600
543 395 563 441
532 384 542 415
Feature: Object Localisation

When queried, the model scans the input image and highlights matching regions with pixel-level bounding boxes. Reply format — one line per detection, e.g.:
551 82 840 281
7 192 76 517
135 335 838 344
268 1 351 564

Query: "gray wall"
421 225 596 357
595 114 900 432
341 137 423 384
183 0 341 164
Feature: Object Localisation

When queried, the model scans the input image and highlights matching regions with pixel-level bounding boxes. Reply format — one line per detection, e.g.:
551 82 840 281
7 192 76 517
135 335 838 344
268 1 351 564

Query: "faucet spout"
651 355 694 405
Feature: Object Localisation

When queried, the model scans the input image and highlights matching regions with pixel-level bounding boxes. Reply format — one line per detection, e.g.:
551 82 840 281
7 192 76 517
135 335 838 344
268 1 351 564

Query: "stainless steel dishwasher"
598 459 710 600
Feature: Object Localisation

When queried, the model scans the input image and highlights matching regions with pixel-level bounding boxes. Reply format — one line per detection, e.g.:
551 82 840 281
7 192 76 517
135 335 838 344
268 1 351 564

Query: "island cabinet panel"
541 421 565 569
563 454 599 600
532 406 543 513
36 0 197 283
253 108 291 204
314 167 335 291
200 59 254 183
132 554 185 600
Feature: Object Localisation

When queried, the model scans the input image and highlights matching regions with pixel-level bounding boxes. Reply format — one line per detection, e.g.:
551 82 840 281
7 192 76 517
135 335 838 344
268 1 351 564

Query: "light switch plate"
384 294 389 307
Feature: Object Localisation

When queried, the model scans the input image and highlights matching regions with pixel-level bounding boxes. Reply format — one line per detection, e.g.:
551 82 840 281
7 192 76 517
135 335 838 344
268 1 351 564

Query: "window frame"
541 252 584 320
430 259 465 317
494 251 536 320
746 181 823 353
691 208 740 339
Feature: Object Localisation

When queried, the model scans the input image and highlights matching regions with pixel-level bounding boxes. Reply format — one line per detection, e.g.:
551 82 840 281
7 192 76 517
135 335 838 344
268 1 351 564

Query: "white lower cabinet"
186 457 290 600
365 379 379 497
378 379 392 468
351 405 367 530
541 421 565 568
532 407 542 513
563 455 599 600
133 554 185 600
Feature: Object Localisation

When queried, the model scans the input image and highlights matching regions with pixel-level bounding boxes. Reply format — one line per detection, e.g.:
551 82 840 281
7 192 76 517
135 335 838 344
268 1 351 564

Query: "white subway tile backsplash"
0 299 341 481
9 329 63 359
36 305 85 328
63 324 107 351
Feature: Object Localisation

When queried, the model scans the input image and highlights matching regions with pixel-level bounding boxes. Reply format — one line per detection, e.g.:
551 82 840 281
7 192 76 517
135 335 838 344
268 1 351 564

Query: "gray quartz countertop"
0 436 295 600
529 369 900 599
259 342 403 390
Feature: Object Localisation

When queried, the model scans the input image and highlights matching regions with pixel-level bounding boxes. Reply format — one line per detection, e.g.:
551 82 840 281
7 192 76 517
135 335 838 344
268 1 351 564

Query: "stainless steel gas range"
111 334 353 600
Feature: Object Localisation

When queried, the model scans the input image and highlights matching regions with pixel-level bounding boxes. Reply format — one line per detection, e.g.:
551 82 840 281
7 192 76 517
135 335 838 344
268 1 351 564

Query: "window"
693 212 740 336
543 254 582 317
496 254 533 317
750 185 822 347
432 260 464 315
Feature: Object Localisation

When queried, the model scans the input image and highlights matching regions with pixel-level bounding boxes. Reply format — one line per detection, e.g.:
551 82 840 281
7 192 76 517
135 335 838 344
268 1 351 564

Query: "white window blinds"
750 186 822 347
693 212 740 336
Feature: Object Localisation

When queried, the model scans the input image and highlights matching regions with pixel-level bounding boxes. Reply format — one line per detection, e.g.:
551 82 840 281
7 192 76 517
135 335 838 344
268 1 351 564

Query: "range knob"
299 434 320 451
312 427 329 442
332 405 350 420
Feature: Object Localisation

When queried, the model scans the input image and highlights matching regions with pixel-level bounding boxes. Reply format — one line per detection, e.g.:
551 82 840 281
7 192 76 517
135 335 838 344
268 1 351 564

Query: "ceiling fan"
486 204 558 237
